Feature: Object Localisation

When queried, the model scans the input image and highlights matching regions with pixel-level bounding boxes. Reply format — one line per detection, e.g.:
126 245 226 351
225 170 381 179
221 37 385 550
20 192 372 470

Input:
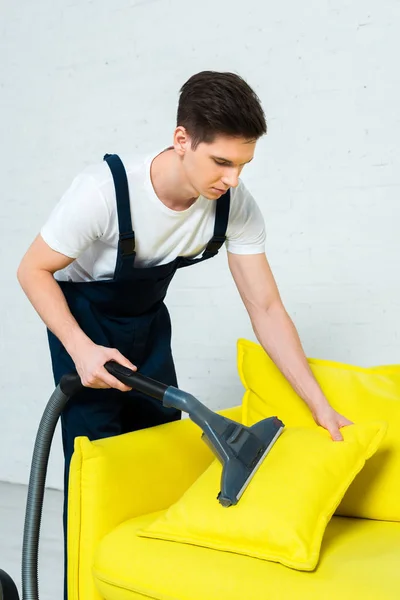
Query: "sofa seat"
93 510 400 600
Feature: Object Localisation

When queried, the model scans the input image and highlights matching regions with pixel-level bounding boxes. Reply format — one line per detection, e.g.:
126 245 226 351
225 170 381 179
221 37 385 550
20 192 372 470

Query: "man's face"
176 131 256 199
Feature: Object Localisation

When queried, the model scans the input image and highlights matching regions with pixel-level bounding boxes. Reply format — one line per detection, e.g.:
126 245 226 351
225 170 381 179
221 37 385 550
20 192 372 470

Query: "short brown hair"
177 71 267 149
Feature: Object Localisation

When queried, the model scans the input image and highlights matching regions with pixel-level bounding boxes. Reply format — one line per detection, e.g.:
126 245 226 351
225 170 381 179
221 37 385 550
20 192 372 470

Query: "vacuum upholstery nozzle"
104 362 285 507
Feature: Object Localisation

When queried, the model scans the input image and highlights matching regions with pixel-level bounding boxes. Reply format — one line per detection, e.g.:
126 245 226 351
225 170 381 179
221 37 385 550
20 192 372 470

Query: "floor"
0 481 63 599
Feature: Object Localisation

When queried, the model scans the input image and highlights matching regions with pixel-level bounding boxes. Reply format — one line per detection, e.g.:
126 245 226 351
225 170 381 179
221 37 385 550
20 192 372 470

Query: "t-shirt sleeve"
40 172 110 259
225 179 266 255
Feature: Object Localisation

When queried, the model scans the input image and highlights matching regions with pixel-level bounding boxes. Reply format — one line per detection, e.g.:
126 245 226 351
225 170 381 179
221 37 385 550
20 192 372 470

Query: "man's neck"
150 148 198 211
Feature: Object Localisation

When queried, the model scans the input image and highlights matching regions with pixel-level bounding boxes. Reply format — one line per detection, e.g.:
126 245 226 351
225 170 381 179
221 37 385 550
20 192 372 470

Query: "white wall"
1 0 399 489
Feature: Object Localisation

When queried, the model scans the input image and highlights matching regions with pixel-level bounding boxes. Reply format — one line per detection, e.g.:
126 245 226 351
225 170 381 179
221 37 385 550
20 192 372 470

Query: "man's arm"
228 251 352 440
17 234 136 391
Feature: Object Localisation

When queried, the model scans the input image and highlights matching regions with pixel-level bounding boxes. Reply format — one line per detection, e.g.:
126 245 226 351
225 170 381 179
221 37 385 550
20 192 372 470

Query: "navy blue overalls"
46 153 230 598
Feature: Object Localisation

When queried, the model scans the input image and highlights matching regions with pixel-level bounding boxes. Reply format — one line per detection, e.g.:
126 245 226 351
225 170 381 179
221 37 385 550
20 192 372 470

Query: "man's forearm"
17 267 91 357
250 302 329 414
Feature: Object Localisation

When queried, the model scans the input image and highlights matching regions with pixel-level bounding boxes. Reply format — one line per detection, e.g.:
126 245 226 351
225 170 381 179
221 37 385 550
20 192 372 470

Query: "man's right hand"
17 235 137 392
71 341 137 392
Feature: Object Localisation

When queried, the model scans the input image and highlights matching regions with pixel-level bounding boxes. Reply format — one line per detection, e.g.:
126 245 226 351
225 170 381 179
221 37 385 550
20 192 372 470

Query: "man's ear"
173 126 191 157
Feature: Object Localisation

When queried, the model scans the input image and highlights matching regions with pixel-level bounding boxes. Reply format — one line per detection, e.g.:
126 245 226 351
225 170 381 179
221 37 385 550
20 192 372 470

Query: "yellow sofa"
67 406 400 600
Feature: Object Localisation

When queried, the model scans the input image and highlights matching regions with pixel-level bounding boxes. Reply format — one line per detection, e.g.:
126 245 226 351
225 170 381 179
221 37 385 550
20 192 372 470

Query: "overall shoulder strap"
103 153 135 258
201 189 231 259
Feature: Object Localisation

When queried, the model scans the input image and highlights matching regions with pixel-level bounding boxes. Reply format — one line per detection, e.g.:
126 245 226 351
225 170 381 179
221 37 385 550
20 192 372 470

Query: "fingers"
79 347 137 392
104 349 138 391
99 367 132 392
110 349 137 372
329 426 344 442
81 368 131 392
315 406 353 441
328 416 353 441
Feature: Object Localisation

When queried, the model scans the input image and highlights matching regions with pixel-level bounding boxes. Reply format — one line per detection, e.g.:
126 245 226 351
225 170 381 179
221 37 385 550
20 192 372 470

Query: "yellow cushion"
94 511 400 600
238 338 400 521
137 421 385 571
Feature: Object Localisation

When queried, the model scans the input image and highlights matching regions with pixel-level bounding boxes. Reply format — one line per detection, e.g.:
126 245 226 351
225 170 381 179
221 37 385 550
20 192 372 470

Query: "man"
17 70 351 595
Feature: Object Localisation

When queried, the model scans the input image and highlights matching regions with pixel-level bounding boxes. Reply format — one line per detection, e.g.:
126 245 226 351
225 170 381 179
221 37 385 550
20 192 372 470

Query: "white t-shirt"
40 150 266 282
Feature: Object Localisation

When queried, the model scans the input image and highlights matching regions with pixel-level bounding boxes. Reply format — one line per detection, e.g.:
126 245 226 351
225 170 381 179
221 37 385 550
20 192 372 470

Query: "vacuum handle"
59 361 169 401
104 361 168 401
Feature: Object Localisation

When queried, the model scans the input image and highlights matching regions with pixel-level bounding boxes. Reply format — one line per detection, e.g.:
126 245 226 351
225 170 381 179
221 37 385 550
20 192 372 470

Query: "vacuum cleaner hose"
21 385 69 600
21 374 81 600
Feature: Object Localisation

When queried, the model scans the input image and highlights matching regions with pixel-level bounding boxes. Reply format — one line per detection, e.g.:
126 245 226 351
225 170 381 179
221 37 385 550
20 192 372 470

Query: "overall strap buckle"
203 234 227 258
119 231 136 257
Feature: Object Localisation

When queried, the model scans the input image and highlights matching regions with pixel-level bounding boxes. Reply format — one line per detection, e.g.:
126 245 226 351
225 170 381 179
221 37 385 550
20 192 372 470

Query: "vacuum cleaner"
0 361 284 600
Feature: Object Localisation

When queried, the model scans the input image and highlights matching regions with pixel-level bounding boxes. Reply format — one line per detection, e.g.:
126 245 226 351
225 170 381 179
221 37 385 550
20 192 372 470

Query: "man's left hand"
312 405 353 441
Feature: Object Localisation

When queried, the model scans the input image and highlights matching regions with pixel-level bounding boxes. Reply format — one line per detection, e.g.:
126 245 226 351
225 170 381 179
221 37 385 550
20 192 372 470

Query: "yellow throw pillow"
238 338 400 521
138 421 386 572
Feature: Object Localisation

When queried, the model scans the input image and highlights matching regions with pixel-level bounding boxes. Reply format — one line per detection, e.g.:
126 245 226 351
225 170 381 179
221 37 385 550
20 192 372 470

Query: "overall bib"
46 153 230 597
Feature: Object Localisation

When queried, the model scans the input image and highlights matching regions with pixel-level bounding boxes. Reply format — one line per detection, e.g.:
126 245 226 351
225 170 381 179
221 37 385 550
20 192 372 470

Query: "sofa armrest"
67 404 242 600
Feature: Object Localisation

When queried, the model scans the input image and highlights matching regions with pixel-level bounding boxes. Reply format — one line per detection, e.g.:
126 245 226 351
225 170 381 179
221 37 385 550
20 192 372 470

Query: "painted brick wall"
1 0 399 487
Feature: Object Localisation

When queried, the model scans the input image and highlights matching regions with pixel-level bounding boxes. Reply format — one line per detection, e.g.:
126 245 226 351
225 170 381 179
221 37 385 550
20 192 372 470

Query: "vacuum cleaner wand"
103 362 285 507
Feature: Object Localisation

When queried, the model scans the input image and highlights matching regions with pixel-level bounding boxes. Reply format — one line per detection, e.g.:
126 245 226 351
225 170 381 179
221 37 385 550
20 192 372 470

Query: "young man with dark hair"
18 70 351 597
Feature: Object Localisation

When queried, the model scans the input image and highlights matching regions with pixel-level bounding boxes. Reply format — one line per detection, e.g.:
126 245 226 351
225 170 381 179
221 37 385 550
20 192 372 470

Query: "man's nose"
221 168 240 188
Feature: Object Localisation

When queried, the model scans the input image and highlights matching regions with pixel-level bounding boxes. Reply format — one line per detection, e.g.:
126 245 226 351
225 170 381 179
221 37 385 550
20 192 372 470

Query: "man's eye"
214 160 227 166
